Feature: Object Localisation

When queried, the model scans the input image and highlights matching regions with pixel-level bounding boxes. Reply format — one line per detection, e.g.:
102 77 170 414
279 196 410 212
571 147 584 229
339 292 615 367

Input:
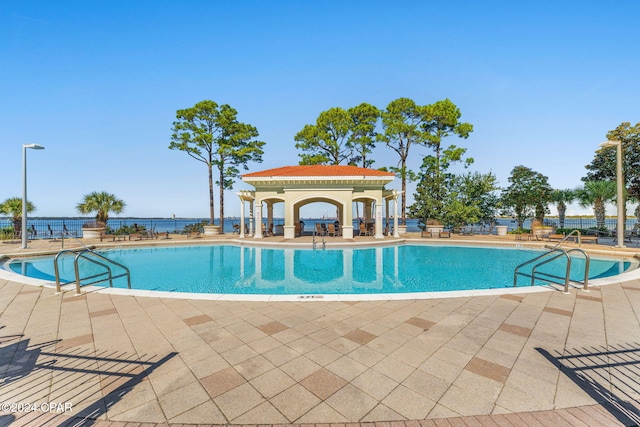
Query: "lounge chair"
327 223 340 237
294 222 302 237
47 224 58 240
315 223 325 236
63 224 77 238
624 223 640 243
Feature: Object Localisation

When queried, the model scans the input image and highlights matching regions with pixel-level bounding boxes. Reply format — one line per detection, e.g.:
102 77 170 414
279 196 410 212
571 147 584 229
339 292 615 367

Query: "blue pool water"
8 245 632 295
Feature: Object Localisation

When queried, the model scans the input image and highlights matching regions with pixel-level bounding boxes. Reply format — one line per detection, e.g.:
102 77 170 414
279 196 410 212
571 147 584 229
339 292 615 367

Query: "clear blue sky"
1 1 638 218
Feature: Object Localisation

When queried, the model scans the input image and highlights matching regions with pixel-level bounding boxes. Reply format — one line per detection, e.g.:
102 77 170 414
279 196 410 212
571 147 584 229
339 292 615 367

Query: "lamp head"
23 144 45 150
599 140 620 148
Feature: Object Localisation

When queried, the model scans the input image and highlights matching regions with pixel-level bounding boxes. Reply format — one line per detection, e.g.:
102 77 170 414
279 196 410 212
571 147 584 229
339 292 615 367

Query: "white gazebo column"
385 198 390 235
254 203 263 239
239 197 246 238
374 201 384 239
249 201 254 236
266 201 273 231
364 201 372 223
342 200 354 239
284 202 296 239
393 192 400 238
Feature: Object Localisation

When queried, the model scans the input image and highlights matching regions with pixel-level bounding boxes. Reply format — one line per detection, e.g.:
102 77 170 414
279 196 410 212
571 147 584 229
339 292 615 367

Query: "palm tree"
76 192 126 227
576 181 616 229
0 197 35 233
551 189 575 228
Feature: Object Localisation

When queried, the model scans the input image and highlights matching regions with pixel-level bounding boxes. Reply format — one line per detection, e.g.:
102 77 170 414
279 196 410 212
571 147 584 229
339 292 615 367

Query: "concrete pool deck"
1 233 640 426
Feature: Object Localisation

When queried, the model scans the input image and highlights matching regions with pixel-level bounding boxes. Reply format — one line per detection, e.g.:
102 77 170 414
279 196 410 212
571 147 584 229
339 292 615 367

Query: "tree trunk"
208 163 215 225
219 166 225 233
401 159 407 225
558 203 566 228
594 199 606 229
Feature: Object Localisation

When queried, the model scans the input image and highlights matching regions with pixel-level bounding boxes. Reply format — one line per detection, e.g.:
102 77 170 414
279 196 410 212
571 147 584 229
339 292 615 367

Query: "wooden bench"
156 231 170 240
100 233 115 242
421 230 433 238
579 235 599 244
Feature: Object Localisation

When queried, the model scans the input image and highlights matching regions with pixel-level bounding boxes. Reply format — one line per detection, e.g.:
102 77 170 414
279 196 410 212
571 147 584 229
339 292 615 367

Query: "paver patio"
1 234 639 426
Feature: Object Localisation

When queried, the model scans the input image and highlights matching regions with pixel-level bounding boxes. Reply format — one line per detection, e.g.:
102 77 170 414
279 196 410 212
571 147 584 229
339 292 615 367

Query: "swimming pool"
7 244 632 295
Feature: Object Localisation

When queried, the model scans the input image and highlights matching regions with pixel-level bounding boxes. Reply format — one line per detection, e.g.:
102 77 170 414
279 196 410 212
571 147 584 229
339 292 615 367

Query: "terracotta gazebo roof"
242 165 395 178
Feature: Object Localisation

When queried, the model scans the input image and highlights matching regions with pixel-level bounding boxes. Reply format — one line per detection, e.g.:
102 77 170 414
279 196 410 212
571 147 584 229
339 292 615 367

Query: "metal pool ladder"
514 230 590 293
312 229 326 250
54 248 131 295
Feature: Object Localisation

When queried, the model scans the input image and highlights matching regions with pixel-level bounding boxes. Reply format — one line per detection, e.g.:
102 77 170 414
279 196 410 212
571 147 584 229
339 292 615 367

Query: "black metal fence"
1 217 638 240
0 218 211 239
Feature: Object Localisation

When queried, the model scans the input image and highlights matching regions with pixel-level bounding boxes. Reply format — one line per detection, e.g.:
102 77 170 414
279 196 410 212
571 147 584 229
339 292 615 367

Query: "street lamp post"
21 144 45 249
599 140 624 248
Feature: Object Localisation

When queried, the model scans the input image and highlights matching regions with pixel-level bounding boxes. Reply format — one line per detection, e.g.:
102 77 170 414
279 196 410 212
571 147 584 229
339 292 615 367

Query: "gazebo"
238 165 400 239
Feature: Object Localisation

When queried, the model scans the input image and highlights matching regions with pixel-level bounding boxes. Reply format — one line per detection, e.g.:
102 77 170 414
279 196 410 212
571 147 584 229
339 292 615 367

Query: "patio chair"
295 222 302 237
366 222 375 235
315 223 325 236
232 223 241 234
327 222 340 237
358 222 371 236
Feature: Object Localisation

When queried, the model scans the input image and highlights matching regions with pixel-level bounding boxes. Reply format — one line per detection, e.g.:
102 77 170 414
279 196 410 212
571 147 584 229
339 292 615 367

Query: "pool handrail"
514 246 590 293
54 248 131 294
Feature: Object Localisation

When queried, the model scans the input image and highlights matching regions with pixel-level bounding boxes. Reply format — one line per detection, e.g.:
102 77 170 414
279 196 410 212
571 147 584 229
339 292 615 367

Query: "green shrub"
0 227 14 240
183 220 208 234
